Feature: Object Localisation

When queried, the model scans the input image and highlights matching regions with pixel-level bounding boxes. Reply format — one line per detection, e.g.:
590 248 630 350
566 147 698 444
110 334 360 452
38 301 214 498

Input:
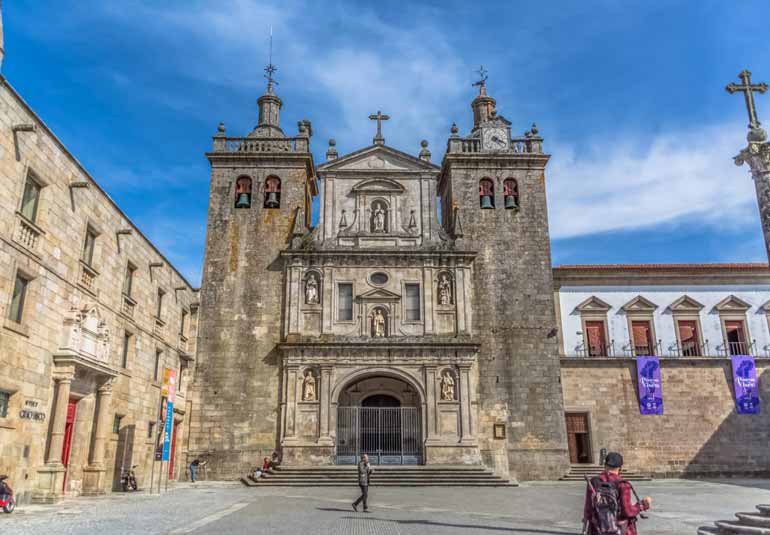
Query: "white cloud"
547 122 758 239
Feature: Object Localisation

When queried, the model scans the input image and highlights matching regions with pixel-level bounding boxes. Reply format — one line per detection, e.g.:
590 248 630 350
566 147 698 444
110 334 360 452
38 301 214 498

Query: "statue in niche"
302 370 317 401
305 273 319 304
441 371 456 401
438 274 452 305
373 309 386 337
372 202 386 233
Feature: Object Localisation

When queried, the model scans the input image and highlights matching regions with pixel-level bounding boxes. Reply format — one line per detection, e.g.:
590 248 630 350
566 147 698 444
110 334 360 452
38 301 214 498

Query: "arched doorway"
336 375 422 465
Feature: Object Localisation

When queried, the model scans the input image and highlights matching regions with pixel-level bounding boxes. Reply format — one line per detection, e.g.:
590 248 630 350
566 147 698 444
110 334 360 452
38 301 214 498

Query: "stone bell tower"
188 66 317 478
438 70 569 480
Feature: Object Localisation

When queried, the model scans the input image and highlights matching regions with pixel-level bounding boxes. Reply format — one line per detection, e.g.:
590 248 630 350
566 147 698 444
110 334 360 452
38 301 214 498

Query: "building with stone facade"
0 11 199 503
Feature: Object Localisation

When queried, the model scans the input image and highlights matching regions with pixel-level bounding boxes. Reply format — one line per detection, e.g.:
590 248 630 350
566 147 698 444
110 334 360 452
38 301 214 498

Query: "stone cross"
368 110 390 145
726 69 768 129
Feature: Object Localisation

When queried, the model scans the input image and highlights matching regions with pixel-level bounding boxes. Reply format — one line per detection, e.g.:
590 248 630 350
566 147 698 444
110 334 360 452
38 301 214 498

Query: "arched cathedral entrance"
336 376 422 465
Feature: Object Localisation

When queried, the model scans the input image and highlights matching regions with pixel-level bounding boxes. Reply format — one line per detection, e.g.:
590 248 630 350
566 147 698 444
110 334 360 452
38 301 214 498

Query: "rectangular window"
121 332 132 368
123 264 136 298
82 227 97 266
405 284 421 321
179 310 188 336
113 414 123 434
338 283 353 321
20 175 41 222
0 391 9 418
154 350 162 381
677 320 701 357
156 289 165 319
725 320 748 355
631 320 655 356
585 320 608 356
8 274 29 323
147 421 156 439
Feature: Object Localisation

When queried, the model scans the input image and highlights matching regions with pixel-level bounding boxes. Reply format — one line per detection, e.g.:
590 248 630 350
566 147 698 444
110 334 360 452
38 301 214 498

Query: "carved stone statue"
302 370 317 401
373 309 386 337
305 274 319 304
441 371 456 401
438 274 452 305
372 203 386 233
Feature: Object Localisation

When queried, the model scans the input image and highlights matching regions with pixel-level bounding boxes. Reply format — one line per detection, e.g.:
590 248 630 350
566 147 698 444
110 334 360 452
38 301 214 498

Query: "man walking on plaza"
352 453 373 512
583 452 652 535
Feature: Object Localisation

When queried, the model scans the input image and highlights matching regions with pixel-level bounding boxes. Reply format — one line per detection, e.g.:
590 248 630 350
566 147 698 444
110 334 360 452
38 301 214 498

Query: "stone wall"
0 78 197 503
561 357 770 477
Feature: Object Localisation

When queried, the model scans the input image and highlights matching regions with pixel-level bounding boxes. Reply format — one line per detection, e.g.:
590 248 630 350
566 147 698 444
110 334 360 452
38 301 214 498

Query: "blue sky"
5 1 770 285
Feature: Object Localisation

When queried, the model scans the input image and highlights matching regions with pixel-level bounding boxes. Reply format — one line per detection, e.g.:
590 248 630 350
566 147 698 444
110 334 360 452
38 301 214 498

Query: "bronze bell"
235 192 251 208
504 195 518 209
265 192 280 208
480 195 493 209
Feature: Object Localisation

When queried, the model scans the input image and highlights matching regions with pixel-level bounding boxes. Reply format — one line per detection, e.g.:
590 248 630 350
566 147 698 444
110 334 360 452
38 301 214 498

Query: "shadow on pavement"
333 515 581 534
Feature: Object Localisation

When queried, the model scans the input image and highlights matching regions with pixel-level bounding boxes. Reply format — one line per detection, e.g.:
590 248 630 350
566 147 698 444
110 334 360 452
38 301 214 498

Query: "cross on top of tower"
726 69 768 132
264 25 278 93
368 110 390 145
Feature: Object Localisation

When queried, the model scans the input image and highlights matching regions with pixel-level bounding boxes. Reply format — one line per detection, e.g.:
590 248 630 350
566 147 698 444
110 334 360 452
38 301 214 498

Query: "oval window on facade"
370 272 389 285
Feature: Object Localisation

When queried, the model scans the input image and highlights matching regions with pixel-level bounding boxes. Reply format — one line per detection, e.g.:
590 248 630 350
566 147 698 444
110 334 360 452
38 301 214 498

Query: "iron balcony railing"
568 338 762 358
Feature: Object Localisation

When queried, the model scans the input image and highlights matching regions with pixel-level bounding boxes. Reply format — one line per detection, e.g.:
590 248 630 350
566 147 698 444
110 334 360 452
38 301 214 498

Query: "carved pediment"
60 303 111 363
621 295 658 313
318 145 439 173
357 288 401 301
714 294 751 312
669 295 705 313
575 296 612 313
351 178 405 194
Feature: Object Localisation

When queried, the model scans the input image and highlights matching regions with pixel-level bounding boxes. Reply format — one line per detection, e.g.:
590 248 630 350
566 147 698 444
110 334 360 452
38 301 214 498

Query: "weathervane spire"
472 65 488 96
264 25 278 93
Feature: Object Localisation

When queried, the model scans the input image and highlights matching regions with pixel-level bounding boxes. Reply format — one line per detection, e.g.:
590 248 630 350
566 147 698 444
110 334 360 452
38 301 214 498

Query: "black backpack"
586 476 628 535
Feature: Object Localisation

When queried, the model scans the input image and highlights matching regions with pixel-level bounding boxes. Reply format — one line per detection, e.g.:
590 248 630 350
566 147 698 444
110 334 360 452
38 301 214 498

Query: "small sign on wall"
493 423 506 439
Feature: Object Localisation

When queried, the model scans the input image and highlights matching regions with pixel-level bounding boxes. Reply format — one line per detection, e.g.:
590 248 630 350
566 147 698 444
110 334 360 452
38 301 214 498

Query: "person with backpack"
583 452 652 535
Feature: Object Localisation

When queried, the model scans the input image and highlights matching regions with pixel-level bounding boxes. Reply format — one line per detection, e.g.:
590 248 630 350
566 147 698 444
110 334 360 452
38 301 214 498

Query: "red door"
168 422 178 479
677 320 700 356
61 399 78 490
631 321 654 356
585 321 607 356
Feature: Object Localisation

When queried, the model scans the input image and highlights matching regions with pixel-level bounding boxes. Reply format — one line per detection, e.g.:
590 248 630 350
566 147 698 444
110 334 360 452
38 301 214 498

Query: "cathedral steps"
697 505 770 535
559 464 652 481
240 465 515 487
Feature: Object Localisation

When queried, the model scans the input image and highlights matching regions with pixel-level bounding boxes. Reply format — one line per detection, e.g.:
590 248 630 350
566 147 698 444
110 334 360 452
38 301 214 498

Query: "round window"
370 272 389 285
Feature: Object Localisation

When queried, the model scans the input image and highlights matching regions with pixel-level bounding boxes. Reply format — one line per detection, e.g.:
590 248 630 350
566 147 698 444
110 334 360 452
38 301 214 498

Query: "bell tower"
189 63 317 478
438 71 569 481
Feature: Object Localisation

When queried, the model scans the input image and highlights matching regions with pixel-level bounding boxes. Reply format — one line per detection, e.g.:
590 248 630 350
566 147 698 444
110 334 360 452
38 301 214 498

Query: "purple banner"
636 356 664 415
731 355 761 414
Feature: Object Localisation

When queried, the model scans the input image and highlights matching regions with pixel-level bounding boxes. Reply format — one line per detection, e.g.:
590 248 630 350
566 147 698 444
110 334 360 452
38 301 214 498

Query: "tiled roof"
554 263 769 271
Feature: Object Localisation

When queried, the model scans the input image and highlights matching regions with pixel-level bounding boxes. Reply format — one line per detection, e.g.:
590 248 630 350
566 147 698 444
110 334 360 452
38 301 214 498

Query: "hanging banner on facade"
731 355 761 414
636 356 664 415
161 368 177 461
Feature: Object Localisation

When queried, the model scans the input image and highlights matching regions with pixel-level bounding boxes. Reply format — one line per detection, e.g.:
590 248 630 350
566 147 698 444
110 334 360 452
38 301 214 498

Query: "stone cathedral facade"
189 76 569 480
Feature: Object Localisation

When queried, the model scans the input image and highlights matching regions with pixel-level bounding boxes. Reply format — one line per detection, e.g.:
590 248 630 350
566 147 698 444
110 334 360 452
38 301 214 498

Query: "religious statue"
441 371 455 401
302 370 317 402
305 274 319 304
372 203 386 233
373 309 386 337
438 274 452 305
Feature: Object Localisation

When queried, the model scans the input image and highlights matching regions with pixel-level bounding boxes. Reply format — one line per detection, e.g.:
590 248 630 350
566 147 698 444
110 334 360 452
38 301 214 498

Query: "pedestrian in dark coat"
352 453 373 512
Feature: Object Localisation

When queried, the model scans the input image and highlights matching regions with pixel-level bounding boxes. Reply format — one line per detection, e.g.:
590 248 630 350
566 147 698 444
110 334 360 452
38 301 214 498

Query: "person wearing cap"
583 452 652 535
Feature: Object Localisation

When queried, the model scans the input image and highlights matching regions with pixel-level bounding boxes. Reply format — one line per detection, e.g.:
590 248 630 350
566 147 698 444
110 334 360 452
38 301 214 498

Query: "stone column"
83 380 113 495
736 139 770 262
424 366 439 443
318 366 333 446
282 366 299 443
458 365 475 444
46 373 74 464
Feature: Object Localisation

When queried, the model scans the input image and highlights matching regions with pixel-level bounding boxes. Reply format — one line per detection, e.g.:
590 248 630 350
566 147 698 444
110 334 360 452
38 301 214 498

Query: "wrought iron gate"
336 407 422 465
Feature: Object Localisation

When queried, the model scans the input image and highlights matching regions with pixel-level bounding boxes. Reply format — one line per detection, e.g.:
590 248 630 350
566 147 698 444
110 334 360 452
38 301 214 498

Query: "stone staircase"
560 464 652 481
241 465 516 487
698 505 770 535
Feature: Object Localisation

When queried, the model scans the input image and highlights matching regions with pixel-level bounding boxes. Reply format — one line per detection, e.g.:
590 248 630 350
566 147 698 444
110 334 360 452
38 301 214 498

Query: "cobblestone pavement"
0 479 767 535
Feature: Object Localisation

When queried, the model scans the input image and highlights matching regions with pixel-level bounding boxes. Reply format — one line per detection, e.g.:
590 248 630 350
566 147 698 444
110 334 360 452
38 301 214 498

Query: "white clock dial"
483 128 509 150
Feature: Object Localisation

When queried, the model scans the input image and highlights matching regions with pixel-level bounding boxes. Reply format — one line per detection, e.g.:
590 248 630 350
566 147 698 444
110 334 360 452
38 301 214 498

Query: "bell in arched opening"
234 177 252 209
479 178 494 209
264 176 281 208
503 179 519 210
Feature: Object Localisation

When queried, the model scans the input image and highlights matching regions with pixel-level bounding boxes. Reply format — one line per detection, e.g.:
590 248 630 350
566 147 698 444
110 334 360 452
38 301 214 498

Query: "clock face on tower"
482 128 509 151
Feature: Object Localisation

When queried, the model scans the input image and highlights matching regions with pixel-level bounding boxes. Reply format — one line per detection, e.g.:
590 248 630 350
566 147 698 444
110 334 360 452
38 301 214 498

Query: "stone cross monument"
727 70 770 261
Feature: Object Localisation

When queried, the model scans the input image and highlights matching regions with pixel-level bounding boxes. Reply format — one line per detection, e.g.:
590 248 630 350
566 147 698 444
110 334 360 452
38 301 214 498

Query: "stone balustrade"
447 135 543 155
212 136 310 154
16 216 41 251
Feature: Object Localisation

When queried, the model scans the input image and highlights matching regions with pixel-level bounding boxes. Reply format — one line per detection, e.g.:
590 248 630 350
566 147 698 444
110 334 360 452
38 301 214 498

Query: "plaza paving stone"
0 479 767 534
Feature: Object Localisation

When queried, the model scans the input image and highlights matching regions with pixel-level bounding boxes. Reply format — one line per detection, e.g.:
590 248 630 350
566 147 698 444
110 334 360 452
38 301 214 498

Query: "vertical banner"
636 356 664 415
161 368 177 461
731 355 761 414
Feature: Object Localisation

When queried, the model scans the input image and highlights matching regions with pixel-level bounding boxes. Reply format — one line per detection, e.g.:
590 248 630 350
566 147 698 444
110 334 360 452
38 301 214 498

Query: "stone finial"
419 139 431 162
326 138 338 161
530 123 539 136
450 122 459 136
297 119 312 138
216 122 226 135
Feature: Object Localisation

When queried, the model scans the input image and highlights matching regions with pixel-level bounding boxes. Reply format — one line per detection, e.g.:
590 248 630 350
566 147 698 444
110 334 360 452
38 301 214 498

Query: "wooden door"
565 413 592 464
631 321 654 356
725 320 747 355
585 321 607 356
677 320 700 356
61 399 78 490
